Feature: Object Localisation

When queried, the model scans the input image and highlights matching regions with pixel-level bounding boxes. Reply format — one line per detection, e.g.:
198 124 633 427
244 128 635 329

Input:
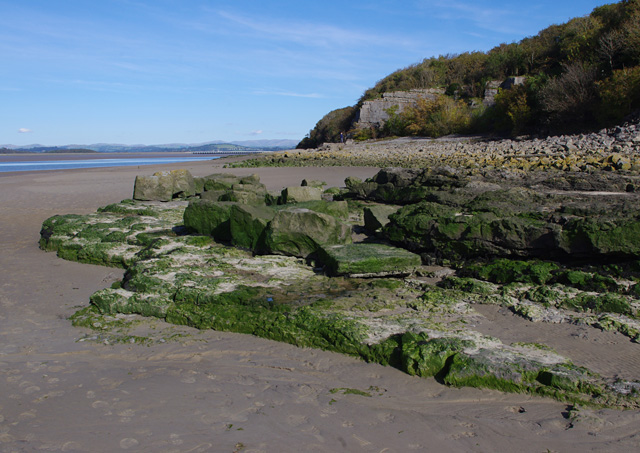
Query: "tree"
539 62 598 128
598 30 626 70
297 106 357 149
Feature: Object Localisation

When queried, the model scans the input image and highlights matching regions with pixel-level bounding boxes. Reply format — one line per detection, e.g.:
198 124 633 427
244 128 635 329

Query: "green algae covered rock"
384 200 564 260
264 207 352 258
183 200 238 241
289 200 349 220
319 243 422 277
38 175 640 410
91 289 173 318
229 204 276 250
465 259 560 285
400 332 473 378
559 216 640 258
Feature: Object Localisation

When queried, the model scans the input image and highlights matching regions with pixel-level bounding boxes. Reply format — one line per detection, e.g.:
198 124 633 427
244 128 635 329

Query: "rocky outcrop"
40 170 640 409
182 173 354 259
346 167 640 262
355 89 445 128
482 78 526 106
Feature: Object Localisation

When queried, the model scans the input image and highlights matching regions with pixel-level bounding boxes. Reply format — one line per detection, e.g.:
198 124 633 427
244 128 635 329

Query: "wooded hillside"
298 0 640 148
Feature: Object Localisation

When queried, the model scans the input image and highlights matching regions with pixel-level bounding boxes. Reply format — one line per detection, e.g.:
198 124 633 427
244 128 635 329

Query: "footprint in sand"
286 414 308 427
376 412 395 423
23 385 41 395
5 374 23 384
0 433 16 443
18 410 36 421
119 438 139 449
169 433 184 446
91 400 110 409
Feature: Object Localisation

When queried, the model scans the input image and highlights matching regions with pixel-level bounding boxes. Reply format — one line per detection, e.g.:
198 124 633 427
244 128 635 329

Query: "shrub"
402 95 471 137
493 85 533 135
596 66 640 123
538 62 599 129
382 105 408 136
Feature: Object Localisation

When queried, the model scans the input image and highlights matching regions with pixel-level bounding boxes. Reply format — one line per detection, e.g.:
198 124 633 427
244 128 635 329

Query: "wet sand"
1 157 639 452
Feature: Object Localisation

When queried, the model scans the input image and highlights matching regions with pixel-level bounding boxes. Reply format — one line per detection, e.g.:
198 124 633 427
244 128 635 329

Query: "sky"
1 0 611 146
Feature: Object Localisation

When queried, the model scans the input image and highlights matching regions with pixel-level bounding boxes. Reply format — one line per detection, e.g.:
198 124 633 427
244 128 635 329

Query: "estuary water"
0 155 219 173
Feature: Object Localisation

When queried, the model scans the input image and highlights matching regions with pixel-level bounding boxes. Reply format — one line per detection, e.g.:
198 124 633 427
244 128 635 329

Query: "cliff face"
354 88 444 128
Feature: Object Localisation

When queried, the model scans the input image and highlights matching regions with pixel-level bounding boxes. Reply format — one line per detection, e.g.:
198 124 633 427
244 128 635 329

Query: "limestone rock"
264 208 351 258
364 205 401 232
220 183 268 205
301 179 326 188
202 174 242 191
291 200 349 220
133 169 196 201
281 186 323 203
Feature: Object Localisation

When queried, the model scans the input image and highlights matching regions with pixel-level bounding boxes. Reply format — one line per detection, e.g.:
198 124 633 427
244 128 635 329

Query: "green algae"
465 259 559 285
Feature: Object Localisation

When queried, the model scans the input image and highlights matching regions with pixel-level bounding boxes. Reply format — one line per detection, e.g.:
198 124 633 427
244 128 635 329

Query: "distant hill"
299 0 640 148
1 139 298 154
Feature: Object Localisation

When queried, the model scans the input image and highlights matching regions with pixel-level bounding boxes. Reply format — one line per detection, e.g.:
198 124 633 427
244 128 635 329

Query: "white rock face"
355 89 444 128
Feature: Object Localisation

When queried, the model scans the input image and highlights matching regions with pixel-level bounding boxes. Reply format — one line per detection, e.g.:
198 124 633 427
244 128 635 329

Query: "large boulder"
219 183 268 205
384 191 640 261
364 205 401 233
281 186 323 204
202 173 242 191
170 169 197 198
318 243 422 277
384 201 560 260
200 190 226 202
183 201 239 241
229 204 276 250
133 169 196 201
264 208 351 258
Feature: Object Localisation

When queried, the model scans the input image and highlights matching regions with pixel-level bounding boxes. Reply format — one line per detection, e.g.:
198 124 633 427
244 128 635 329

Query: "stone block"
281 186 322 203
318 243 421 277
264 208 351 258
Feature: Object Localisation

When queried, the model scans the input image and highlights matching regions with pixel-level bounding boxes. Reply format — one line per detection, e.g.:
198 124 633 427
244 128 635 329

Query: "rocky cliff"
354 88 444 128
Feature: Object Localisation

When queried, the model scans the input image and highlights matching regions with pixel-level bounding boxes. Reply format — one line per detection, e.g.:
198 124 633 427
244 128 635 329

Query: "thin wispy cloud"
421 0 539 36
18 128 32 133
216 10 417 50
253 89 324 99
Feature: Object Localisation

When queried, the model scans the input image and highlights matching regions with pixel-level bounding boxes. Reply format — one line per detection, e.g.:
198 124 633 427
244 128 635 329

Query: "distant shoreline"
0 152 219 163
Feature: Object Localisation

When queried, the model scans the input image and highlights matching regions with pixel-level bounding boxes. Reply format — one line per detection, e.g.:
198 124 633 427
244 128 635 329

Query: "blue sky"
1 0 609 146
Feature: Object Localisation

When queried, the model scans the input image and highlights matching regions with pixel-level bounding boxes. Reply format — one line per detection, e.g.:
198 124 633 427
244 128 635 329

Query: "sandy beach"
1 156 639 452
